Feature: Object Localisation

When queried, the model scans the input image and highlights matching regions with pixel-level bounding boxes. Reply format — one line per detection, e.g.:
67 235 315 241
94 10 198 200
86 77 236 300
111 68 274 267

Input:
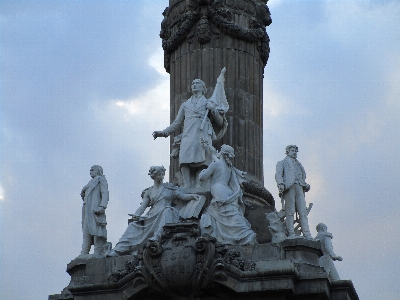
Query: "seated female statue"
107 166 200 256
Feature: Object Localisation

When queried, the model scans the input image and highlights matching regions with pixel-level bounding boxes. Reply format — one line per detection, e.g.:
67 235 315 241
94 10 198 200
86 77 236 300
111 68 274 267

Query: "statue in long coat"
79 165 109 257
153 68 229 188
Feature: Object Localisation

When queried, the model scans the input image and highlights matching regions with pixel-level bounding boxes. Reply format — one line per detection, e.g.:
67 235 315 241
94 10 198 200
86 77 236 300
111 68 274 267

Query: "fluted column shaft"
161 0 271 184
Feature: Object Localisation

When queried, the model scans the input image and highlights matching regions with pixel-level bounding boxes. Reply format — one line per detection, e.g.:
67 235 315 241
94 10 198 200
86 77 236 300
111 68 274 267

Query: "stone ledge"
56 240 357 300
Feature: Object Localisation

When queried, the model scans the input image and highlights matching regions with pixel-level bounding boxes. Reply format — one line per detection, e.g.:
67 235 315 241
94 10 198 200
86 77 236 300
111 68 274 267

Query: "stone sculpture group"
77 69 342 282
49 2 359 298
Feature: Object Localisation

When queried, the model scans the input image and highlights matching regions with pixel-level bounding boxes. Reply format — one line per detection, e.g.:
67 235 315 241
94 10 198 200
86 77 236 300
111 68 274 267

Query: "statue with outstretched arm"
153 68 229 189
107 166 202 257
315 223 343 281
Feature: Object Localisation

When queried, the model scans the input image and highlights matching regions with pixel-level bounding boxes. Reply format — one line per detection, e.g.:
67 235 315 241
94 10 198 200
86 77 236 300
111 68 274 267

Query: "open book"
179 195 206 219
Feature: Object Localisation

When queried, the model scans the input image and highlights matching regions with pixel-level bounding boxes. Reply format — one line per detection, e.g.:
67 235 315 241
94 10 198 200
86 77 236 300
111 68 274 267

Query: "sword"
200 109 209 131
277 191 286 220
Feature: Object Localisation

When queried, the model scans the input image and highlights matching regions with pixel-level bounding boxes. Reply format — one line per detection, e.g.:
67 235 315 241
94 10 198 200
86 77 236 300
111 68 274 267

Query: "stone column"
161 0 271 184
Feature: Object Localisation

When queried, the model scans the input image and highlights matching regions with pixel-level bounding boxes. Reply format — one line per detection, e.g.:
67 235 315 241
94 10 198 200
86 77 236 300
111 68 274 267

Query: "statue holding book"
107 166 204 256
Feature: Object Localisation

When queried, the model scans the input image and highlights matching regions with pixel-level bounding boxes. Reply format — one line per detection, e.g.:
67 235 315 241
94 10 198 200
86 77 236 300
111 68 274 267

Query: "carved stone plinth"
161 0 272 184
242 180 275 244
49 224 358 300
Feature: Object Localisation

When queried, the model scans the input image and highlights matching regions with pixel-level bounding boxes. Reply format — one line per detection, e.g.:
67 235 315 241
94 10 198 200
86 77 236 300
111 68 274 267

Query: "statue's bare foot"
77 253 90 259
106 250 118 257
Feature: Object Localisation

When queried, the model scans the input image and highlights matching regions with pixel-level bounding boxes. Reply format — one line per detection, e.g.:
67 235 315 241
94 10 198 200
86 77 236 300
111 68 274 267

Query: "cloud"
0 185 4 201
267 0 284 9
263 81 310 118
325 1 400 48
1 1 400 300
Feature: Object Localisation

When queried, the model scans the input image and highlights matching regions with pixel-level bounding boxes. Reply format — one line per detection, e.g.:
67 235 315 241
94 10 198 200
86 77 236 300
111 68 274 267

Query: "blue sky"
1 1 399 299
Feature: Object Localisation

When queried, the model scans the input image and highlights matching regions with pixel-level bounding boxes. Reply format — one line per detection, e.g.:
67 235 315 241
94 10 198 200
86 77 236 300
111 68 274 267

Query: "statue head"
316 223 328 232
90 165 103 178
191 79 207 95
220 144 235 167
220 144 235 159
148 166 166 180
285 145 298 159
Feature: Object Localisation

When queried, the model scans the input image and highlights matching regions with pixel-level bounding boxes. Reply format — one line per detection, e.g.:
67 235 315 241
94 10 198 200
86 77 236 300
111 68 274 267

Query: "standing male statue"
153 68 229 188
79 165 109 258
275 145 312 238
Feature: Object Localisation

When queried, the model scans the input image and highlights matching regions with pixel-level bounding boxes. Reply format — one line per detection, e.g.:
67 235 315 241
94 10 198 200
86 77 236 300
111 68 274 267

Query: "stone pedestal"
49 224 358 300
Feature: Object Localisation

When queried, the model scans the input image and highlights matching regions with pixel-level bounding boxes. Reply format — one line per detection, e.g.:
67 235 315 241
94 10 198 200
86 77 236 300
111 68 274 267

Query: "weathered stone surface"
199 144 257 245
276 145 312 238
242 180 275 206
49 2 361 299
153 70 229 189
49 224 358 300
107 166 203 257
162 0 271 184
315 223 343 281
242 191 275 244
79 165 109 259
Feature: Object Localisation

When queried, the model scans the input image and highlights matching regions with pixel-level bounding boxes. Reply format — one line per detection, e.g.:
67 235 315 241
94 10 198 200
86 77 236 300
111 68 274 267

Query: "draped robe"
112 184 181 255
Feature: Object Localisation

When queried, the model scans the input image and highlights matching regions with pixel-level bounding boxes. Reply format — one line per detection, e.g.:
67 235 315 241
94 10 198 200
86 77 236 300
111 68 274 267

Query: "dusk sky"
1 1 399 299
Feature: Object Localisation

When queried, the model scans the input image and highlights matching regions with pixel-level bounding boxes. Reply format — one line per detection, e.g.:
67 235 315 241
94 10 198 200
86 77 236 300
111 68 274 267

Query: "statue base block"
49 223 358 300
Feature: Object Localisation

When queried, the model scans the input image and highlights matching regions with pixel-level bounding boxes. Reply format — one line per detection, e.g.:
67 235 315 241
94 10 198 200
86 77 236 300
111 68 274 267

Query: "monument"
49 1 359 299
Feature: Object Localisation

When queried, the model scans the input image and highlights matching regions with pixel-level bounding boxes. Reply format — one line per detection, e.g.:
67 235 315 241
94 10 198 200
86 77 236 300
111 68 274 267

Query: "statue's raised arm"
152 69 229 189
217 67 226 84
315 223 343 281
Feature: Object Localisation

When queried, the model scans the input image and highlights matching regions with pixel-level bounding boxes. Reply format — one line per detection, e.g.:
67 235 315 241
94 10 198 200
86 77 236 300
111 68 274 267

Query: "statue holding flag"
153 68 229 188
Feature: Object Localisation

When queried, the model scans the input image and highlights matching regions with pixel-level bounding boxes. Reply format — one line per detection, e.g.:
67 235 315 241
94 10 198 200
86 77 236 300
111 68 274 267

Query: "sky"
1 0 399 299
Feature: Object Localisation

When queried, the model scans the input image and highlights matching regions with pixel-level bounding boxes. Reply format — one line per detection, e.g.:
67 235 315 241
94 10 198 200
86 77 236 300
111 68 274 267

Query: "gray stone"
153 69 228 189
160 0 272 184
315 223 343 281
107 166 203 257
266 210 287 243
78 165 109 258
275 145 312 238
199 144 257 245
49 224 358 300
49 1 360 299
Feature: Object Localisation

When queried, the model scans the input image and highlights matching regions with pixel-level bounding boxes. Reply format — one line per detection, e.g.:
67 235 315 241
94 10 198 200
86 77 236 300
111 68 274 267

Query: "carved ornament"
108 222 257 297
160 0 271 72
